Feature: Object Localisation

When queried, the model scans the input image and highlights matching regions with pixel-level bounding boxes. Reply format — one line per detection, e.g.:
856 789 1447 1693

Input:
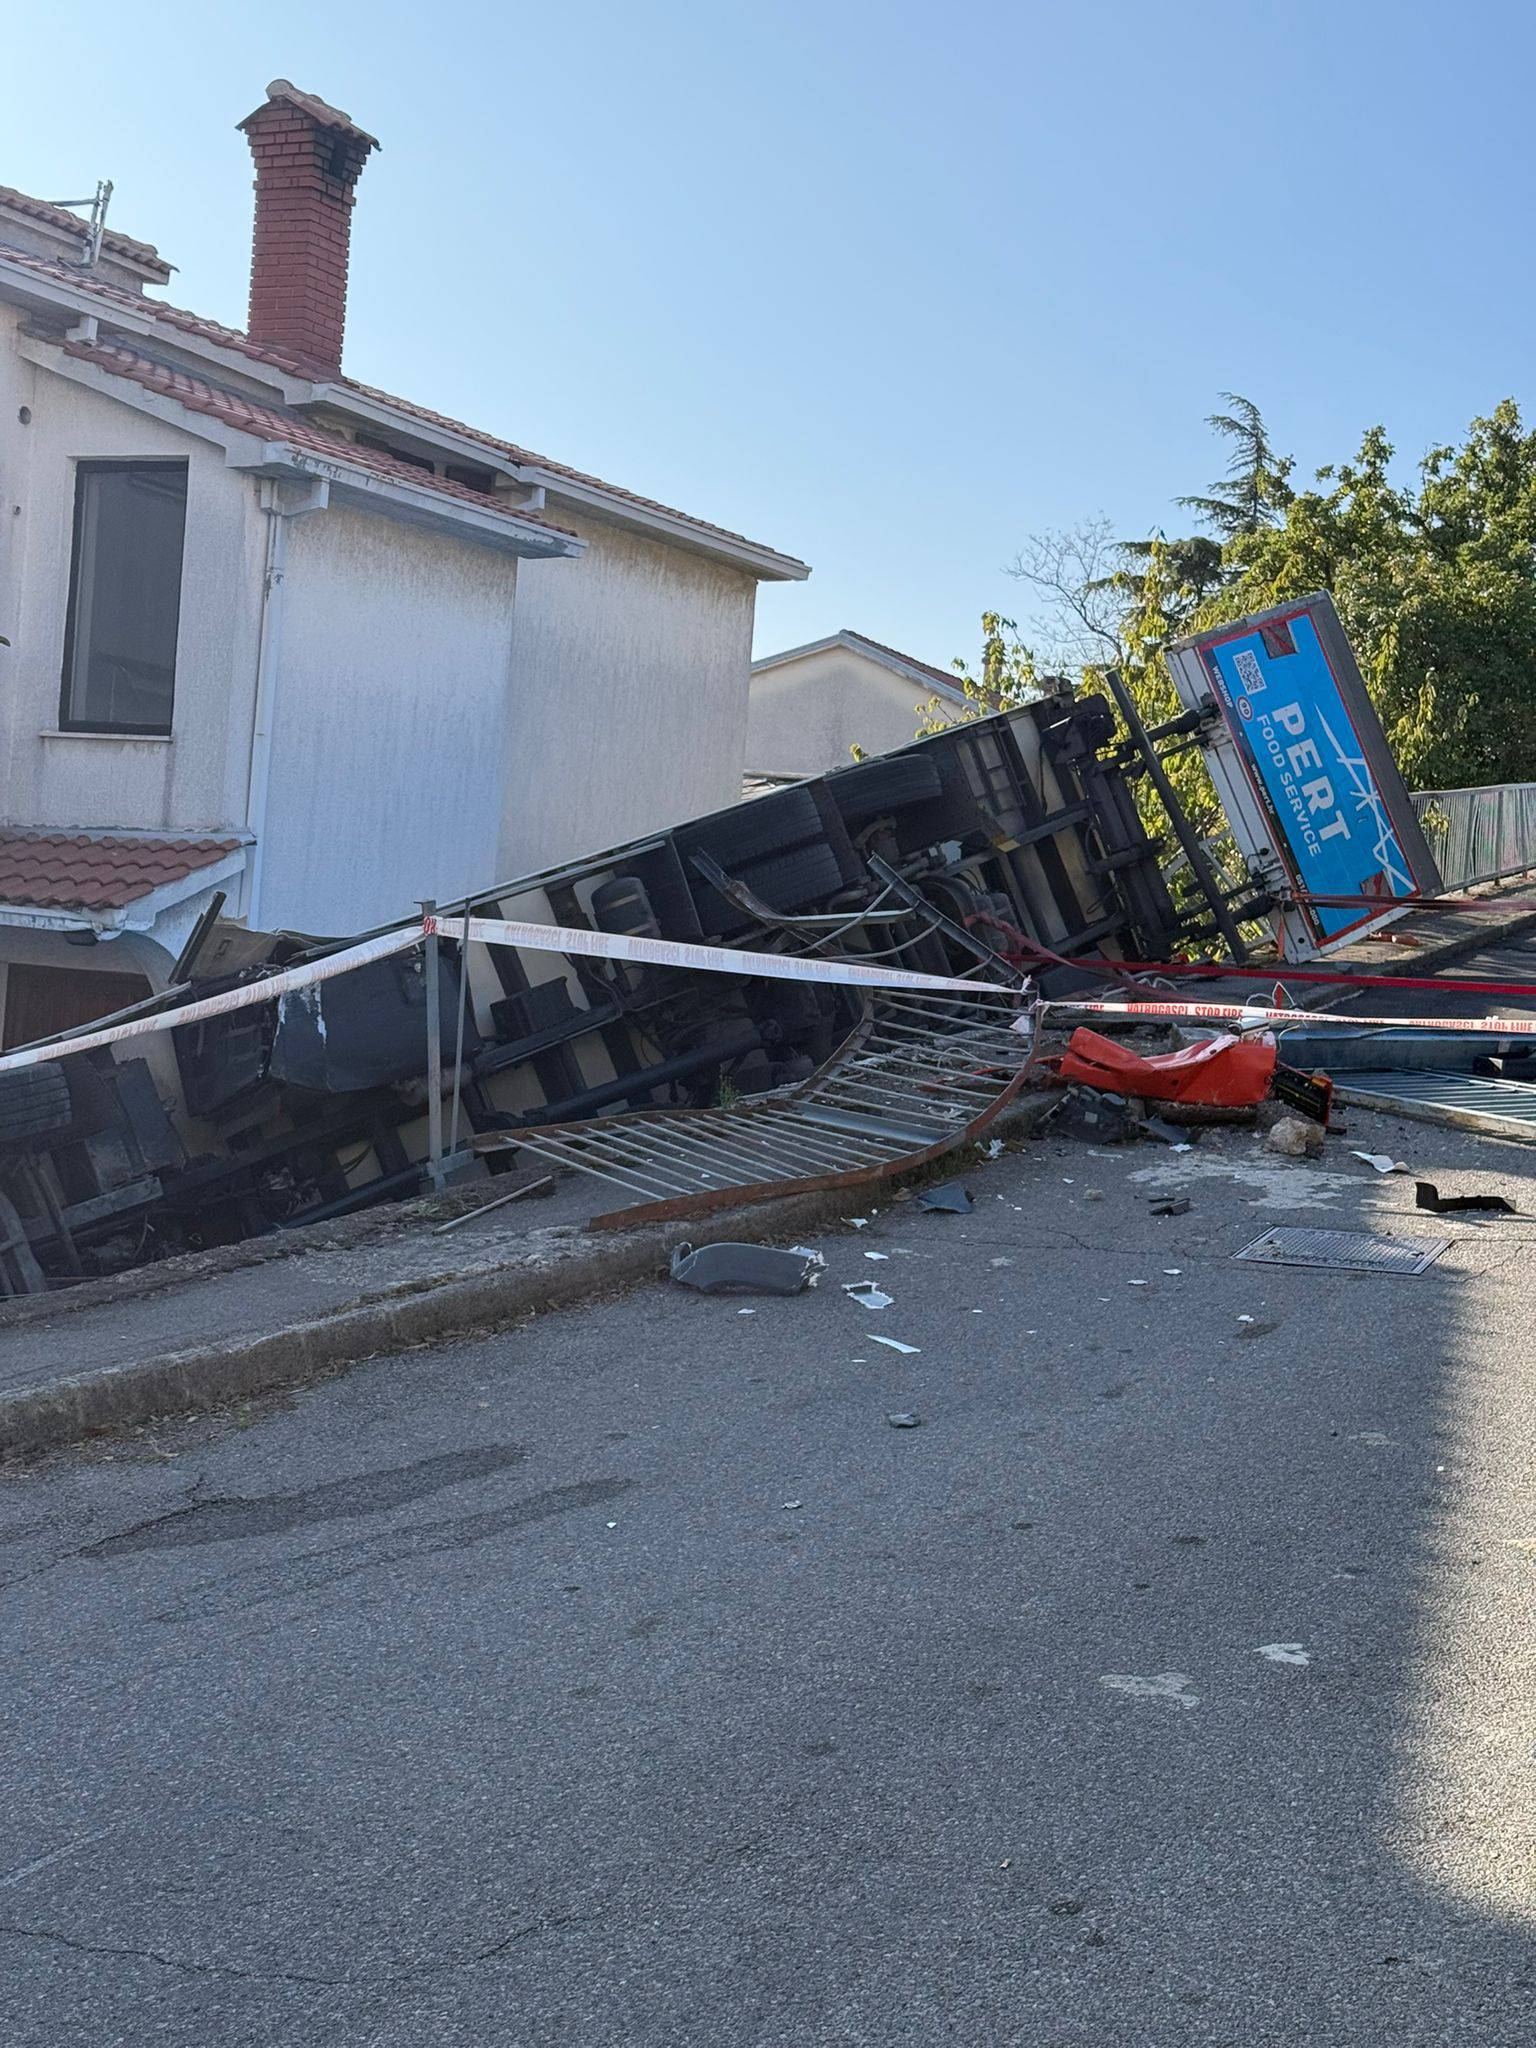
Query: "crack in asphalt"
0 1919 348 1987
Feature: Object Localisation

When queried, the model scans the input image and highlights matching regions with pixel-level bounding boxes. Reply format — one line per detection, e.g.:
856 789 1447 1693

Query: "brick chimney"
238 80 379 372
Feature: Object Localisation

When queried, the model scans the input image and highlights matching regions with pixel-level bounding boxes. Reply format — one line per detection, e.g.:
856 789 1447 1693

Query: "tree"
1178 392 1294 539
1209 402 1536 787
915 611 1042 734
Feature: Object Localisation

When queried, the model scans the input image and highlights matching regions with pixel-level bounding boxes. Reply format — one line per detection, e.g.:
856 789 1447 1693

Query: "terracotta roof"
238 79 381 150
754 630 969 701
0 830 241 912
0 231 804 570
840 632 970 697
338 377 802 562
0 184 171 281
60 339 579 537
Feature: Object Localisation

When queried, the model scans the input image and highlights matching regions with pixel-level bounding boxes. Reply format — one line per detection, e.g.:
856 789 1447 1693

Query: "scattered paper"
863 1251 891 1261
1354 1151 1408 1175
867 1334 920 1355
1254 1642 1311 1666
984 1138 1005 1159
848 1217 869 1229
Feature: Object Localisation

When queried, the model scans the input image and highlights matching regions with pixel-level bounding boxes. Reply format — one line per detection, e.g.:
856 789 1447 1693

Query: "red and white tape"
458 915 995 997
1044 995 1536 1037
0 915 1011 1074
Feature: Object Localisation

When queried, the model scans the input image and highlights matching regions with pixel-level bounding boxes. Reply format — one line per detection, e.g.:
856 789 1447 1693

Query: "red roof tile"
0 184 172 281
0 831 241 912
0 232 804 569
60 339 578 537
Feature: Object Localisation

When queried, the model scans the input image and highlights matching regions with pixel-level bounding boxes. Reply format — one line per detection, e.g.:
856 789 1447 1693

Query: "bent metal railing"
1412 783 1536 891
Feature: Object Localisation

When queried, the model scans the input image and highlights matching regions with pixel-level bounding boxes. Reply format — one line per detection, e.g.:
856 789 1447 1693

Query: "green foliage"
1206 402 1536 787
916 611 1041 734
1177 392 1294 540
976 393 1536 809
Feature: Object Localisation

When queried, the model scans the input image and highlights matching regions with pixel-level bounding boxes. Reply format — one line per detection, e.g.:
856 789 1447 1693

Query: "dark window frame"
58 457 189 737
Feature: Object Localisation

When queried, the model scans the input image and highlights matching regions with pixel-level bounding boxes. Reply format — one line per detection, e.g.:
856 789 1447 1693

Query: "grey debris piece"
886 1412 922 1429
842 1282 894 1310
1149 1196 1192 1216
916 1182 975 1214
669 1241 825 1295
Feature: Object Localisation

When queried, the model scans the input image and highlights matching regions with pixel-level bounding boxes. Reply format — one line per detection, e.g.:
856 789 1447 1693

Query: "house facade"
0 82 806 1046
747 629 965 778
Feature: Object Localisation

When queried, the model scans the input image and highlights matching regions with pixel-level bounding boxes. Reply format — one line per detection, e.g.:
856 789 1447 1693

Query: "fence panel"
1411 784 1536 889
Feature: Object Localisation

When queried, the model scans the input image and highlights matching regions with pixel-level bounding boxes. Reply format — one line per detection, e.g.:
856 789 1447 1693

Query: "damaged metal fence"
484 981 1032 1227
1412 783 1536 891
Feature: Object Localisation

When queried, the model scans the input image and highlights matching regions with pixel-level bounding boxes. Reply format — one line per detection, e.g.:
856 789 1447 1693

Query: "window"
60 461 188 735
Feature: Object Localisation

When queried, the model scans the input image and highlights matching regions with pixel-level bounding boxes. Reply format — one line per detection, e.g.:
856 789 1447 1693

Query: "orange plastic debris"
1056 1026 1276 1107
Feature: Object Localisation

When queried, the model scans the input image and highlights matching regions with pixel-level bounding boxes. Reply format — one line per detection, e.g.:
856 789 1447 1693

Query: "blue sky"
6 1 1532 671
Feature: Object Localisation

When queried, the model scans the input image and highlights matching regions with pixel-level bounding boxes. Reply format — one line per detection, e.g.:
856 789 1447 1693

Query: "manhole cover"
1235 1227 1450 1276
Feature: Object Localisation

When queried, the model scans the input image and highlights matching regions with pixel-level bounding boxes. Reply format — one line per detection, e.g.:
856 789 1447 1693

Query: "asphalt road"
3 1108 1535 2045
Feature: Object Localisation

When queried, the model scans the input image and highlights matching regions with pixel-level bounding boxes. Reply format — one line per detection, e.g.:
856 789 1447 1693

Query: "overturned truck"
0 687 1225 1292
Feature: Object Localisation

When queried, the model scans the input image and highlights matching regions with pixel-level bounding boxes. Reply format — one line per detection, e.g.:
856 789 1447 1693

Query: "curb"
0 1096 1056 1457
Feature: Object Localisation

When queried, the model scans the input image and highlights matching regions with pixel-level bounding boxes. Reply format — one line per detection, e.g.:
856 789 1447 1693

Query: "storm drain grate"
1235 1226 1450 1276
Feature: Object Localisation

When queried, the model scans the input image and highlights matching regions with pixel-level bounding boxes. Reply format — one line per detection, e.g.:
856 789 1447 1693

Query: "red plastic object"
1057 1026 1276 1107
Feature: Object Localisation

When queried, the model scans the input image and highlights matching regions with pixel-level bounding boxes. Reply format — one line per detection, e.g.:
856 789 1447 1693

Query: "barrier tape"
0 926 424 1076
0 915 1015 1076
1059 955 1536 998
1043 996 1536 1038
458 916 1001 997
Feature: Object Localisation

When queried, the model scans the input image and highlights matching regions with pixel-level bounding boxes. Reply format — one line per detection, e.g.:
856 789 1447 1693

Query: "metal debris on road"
1149 1196 1191 1217
867 1334 921 1355
432 1174 555 1233
1236 1226 1450 1276
842 1281 894 1310
1415 1180 1516 1215
916 1182 974 1214
669 1241 825 1295
886 1412 922 1428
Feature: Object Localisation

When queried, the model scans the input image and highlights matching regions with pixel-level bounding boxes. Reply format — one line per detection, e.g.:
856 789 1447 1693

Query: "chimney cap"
238 79 381 151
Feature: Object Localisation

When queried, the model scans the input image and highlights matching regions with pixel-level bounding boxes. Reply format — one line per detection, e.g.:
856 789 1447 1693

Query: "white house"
747 629 966 778
0 81 807 1048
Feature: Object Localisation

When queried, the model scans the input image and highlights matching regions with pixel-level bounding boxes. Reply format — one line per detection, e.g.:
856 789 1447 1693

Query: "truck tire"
736 841 846 911
0 1064 72 1147
687 785 823 868
832 754 944 823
